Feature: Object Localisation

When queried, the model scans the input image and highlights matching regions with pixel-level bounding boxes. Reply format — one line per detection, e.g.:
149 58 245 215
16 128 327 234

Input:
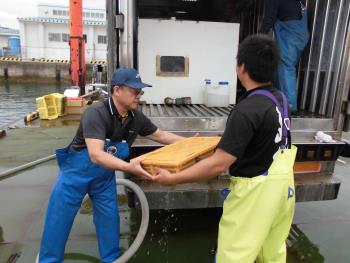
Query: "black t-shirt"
71 97 158 149
260 0 302 34
218 86 288 178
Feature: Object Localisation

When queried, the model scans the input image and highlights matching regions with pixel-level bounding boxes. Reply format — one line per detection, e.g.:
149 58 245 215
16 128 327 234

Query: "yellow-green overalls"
216 90 297 263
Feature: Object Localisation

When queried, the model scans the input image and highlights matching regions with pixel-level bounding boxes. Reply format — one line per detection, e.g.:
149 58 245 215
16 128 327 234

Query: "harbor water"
0 82 65 128
0 82 350 262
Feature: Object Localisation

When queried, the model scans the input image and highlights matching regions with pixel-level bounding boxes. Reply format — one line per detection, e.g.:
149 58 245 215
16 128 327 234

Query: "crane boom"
69 0 85 95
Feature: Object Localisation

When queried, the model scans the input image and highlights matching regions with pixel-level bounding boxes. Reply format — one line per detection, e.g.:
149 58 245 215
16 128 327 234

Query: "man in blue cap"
38 68 184 263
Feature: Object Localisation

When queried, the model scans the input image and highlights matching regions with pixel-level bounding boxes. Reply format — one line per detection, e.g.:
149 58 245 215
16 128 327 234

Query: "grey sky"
0 0 105 29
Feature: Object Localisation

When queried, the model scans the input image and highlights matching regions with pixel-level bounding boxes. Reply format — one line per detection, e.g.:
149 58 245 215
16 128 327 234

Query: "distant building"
18 4 106 61
0 27 20 57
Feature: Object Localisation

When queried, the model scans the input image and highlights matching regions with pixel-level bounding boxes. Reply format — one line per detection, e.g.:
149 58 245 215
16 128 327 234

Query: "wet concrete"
0 124 76 172
292 131 350 262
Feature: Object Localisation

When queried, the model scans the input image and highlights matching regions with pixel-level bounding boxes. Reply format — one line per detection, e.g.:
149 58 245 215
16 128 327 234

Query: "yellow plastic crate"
51 93 66 116
36 95 58 120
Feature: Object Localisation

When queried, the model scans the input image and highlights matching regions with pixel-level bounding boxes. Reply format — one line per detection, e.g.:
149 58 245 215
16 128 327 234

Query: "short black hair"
236 34 280 83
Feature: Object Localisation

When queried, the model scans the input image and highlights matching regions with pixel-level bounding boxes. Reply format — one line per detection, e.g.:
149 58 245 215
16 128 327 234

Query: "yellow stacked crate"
36 95 59 120
51 93 66 116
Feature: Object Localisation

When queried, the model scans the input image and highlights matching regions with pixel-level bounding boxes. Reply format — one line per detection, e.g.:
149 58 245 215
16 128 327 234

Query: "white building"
18 4 107 61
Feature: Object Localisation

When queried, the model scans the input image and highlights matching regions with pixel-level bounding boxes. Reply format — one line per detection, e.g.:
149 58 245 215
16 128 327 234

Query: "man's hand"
153 167 177 186
127 157 153 180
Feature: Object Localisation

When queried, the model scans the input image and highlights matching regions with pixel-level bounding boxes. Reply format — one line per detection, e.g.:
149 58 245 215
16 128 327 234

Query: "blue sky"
0 0 105 29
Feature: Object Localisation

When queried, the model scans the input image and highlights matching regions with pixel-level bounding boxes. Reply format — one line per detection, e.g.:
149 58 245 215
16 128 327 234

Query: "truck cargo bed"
127 104 344 209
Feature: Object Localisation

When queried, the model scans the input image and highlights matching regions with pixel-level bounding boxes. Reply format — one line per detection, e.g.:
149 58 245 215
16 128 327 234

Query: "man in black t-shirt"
155 35 297 263
38 68 184 263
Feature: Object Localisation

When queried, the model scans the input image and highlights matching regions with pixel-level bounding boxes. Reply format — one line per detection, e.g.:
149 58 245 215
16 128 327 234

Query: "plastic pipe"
0 154 56 179
1 156 149 263
113 178 149 263
33 178 149 263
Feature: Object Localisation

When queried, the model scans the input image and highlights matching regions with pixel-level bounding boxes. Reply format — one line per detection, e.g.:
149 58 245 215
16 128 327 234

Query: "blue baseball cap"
110 68 152 89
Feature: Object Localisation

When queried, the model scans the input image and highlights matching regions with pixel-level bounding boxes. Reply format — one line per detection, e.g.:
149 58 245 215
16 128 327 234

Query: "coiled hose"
0 156 149 263
34 177 149 263
113 178 149 263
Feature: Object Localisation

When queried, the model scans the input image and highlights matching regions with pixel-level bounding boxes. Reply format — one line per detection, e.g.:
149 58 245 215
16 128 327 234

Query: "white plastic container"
205 81 230 107
203 79 211 105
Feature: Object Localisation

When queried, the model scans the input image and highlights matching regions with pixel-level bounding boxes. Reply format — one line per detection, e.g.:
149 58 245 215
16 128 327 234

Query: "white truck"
106 0 350 209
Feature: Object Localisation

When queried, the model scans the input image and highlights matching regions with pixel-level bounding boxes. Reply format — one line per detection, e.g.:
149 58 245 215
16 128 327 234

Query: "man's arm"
146 129 184 145
260 0 279 34
85 138 153 179
153 148 237 185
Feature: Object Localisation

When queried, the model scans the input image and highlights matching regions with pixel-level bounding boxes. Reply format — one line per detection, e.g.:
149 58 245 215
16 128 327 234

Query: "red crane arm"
69 0 86 95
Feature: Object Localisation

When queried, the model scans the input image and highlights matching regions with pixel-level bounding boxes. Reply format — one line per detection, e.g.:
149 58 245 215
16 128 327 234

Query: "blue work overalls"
274 7 309 112
39 140 129 263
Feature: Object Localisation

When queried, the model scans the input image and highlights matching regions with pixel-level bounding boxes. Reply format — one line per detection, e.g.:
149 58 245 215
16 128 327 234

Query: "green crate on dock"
51 93 66 116
36 95 59 120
